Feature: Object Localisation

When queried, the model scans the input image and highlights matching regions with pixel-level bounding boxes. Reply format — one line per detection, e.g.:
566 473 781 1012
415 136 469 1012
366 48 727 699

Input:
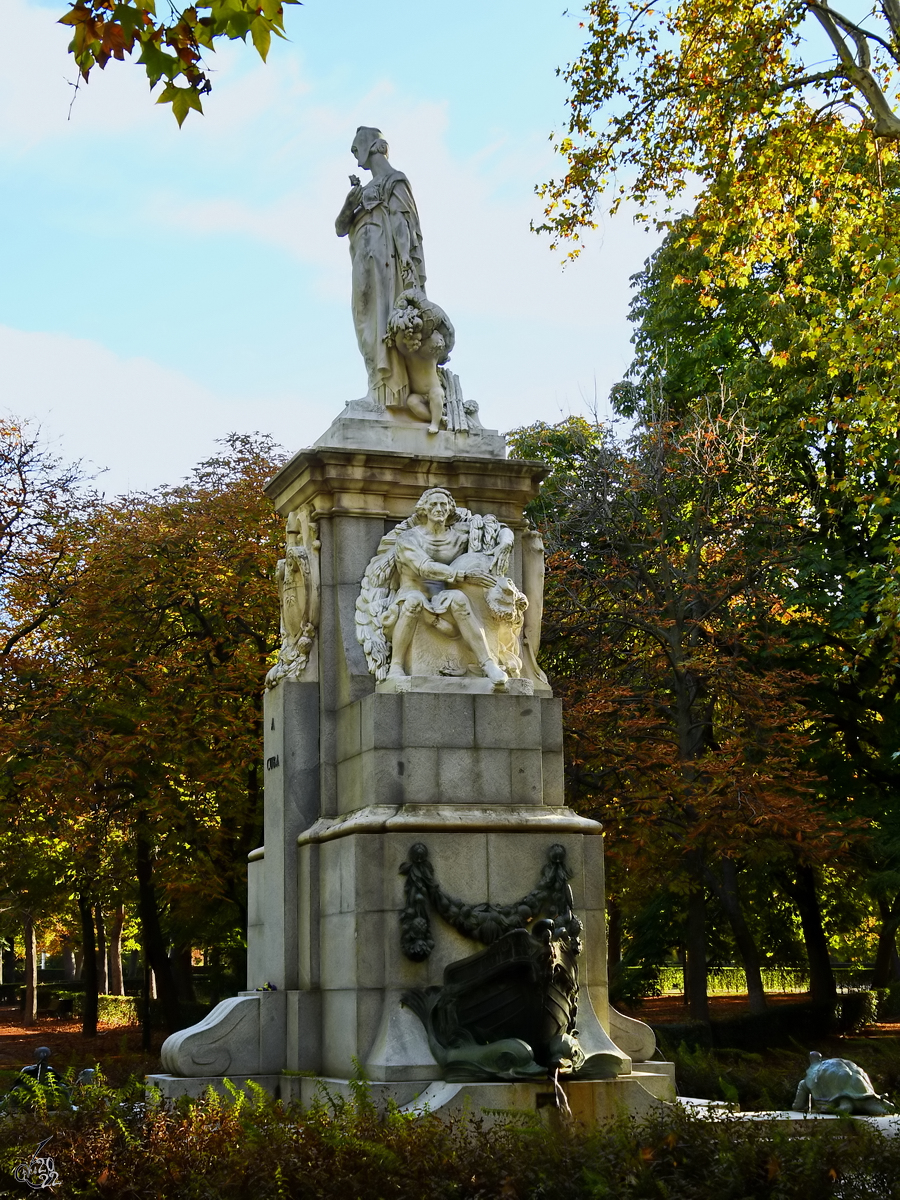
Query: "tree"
539 0 900 242
0 433 285 1033
510 415 855 1018
0 416 95 664
59 0 300 125
543 3 900 652
544 2 900 769
0 419 99 1026
622 195 900 987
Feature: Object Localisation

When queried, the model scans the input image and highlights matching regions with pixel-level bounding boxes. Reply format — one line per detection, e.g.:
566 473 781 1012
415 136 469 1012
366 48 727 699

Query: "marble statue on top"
335 128 479 437
356 488 529 691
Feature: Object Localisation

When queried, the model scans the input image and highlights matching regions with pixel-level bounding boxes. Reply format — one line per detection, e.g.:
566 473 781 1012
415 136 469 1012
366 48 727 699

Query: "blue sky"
2 0 662 495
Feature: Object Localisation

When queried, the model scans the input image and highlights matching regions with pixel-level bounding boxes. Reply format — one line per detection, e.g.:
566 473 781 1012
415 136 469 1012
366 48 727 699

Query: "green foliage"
835 990 879 1033
618 136 900 976
3 1081 900 1197
660 1033 900 1112
540 0 900 244
875 983 900 1019
58 0 301 125
67 992 139 1027
623 171 900 727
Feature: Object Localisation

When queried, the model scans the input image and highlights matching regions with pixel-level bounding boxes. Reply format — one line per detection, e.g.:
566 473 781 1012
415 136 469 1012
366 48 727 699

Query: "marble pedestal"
150 435 672 1119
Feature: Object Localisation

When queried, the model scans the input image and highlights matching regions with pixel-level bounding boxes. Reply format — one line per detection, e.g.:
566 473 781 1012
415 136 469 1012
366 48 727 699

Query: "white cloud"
0 0 167 150
0 326 334 496
4 0 662 479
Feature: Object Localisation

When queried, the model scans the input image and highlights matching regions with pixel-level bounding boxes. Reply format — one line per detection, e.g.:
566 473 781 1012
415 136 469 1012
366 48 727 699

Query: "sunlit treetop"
539 0 900 246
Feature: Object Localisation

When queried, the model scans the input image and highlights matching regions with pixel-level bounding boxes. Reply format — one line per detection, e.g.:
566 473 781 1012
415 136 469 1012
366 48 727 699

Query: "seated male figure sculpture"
356 488 521 688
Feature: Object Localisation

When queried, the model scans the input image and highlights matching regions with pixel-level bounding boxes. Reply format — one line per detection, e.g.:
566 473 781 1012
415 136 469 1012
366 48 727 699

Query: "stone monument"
148 128 674 1123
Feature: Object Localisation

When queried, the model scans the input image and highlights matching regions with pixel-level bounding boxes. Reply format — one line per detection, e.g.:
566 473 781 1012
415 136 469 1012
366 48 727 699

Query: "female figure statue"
335 127 429 409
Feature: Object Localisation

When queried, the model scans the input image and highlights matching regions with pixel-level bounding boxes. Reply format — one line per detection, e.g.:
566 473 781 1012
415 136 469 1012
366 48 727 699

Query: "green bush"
875 983 900 1021
1 1078 900 1198
71 995 139 1028
609 962 662 1006
652 966 813 995
66 993 211 1030
835 991 878 1034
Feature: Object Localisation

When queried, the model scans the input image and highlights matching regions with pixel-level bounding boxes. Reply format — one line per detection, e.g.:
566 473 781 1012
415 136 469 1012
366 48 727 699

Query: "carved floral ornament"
265 506 320 689
398 842 580 962
355 488 528 689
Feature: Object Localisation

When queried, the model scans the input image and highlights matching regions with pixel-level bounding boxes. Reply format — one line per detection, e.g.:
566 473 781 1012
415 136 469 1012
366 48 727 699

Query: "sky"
1 0 664 497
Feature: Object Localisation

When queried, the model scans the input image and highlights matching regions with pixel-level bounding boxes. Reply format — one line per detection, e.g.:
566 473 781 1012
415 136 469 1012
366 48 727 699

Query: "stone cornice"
265 447 549 523
295 803 603 846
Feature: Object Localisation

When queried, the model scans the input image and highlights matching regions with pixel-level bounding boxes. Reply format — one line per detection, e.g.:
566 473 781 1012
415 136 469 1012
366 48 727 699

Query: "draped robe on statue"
349 171 426 407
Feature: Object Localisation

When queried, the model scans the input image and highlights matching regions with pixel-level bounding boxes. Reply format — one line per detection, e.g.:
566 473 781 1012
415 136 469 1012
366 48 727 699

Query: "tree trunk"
208 944 223 1005
126 949 140 983
22 914 37 1028
872 893 900 988
3 940 16 983
109 904 126 996
684 881 709 1022
607 899 622 977
62 940 77 981
135 820 181 1033
708 858 767 1014
141 955 153 1054
171 945 196 1003
779 864 836 1004
77 894 98 1038
95 906 108 995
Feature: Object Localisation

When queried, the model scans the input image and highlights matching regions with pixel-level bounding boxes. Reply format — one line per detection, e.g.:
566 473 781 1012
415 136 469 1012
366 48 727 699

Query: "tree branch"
809 2 900 135
811 1 900 63
881 0 900 43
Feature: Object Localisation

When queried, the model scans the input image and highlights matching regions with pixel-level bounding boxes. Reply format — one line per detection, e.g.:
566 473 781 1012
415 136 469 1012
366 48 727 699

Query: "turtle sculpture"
792 1051 897 1115
0 1047 96 1113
